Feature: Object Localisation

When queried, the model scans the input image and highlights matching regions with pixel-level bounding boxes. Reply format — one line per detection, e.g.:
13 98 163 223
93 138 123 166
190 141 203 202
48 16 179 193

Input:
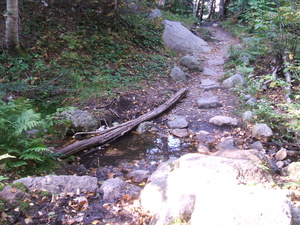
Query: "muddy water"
80 131 197 169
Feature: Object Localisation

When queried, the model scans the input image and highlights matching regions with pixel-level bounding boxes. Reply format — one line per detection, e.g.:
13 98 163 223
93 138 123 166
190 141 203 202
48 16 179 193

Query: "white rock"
209 116 238 126
275 148 287 161
191 186 293 225
252 123 273 140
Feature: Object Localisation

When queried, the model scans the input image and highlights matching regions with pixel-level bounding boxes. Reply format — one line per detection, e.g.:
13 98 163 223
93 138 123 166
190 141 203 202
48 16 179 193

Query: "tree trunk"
218 0 225 20
5 0 20 56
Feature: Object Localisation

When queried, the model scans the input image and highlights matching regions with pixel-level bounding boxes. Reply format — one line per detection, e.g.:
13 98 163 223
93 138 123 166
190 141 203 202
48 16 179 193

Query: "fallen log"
56 88 188 158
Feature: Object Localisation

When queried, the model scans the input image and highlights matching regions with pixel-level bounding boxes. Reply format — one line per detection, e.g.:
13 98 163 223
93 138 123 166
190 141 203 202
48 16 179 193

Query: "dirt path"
160 24 241 148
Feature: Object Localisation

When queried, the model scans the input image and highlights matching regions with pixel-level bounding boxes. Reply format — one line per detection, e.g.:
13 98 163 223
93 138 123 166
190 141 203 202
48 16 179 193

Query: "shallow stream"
80 131 198 170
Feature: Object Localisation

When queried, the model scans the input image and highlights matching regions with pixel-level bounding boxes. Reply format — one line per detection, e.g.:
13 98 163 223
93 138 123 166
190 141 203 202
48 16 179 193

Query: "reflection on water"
81 132 197 169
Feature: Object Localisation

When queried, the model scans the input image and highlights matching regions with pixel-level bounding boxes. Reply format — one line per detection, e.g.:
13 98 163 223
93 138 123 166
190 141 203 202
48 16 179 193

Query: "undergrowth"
223 1 300 143
0 1 172 176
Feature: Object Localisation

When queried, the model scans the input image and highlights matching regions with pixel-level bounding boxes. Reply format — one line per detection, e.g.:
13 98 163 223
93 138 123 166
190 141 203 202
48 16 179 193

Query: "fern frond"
14 109 42 135
20 153 43 162
8 161 27 168
23 147 50 153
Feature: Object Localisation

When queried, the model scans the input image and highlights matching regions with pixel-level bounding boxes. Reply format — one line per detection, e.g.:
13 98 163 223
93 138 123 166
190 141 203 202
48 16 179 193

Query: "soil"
1 24 299 225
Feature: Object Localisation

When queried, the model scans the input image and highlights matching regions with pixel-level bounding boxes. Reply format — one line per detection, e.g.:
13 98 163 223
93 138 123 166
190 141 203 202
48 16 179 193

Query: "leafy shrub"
0 98 57 175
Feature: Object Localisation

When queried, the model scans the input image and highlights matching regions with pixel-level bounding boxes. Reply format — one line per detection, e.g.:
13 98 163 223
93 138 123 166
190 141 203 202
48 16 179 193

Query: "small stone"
252 123 273 141
199 79 220 90
209 116 238 126
197 96 222 109
127 170 150 183
202 67 218 76
246 97 257 105
223 74 245 88
276 161 285 168
167 115 189 129
208 59 224 66
249 141 264 150
169 66 187 83
136 121 153 133
179 55 203 71
197 144 210 154
275 148 287 161
170 129 189 138
242 111 255 122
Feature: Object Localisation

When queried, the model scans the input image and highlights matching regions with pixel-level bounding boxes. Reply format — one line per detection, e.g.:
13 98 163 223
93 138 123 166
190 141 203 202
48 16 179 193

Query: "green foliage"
162 10 198 27
165 0 194 16
0 98 57 175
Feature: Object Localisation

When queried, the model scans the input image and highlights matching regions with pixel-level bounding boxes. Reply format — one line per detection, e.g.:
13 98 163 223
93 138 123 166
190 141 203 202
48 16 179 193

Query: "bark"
5 0 20 55
56 88 188 158
218 0 225 20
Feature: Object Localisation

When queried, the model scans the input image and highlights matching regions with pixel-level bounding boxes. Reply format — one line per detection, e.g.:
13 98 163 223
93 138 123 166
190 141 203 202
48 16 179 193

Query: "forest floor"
2 24 299 225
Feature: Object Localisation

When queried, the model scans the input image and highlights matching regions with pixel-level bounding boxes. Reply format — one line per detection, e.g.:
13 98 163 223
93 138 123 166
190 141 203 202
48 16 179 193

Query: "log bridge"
56 88 188 158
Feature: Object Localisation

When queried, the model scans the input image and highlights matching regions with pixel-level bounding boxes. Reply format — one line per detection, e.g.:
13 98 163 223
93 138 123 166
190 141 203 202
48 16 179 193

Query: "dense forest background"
0 0 299 176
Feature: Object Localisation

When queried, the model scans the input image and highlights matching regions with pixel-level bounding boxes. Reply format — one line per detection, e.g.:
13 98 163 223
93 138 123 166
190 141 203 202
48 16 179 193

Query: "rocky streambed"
1 21 300 225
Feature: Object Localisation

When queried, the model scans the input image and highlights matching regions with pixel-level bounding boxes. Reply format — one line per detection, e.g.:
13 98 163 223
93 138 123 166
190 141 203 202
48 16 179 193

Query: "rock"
0 185 30 202
179 55 203 71
249 141 264 150
207 59 225 66
276 161 285 168
169 66 186 83
136 121 154 133
209 116 238 126
213 149 274 172
13 175 98 194
245 97 257 105
100 177 141 203
167 115 189 129
96 167 123 182
283 162 300 182
199 79 220 90
275 148 287 161
191 186 294 225
127 170 150 183
162 20 211 54
202 67 218 76
141 154 274 224
223 74 245 88
242 110 255 122
197 96 222 109
238 54 250 64
197 144 210 154
56 109 99 133
147 8 162 20
215 138 239 151
252 123 273 141
170 128 189 138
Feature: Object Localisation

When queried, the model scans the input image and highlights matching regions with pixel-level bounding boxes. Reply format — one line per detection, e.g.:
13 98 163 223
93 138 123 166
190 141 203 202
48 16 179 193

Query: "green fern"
0 98 57 175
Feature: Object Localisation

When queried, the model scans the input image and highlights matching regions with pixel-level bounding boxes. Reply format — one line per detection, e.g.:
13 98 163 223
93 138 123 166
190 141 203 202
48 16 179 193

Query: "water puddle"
81 131 197 169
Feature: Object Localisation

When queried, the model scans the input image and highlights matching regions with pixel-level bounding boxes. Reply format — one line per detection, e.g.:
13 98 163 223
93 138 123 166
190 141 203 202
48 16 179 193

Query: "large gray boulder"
162 20 211 54
191 186 294 225
141 153 275 224
13 175 98 193
56 109 99 133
